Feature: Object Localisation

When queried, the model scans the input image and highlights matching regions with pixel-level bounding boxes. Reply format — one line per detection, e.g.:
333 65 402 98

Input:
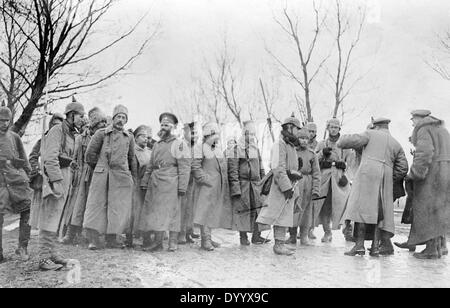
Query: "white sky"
47 0 450 156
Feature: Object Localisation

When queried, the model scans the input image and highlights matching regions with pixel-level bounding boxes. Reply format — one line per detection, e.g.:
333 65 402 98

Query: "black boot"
105 234 125 249
394 241 416 252
343 220 355 242
369 226 380 257
251 232 270 244
16 210 31 261
414 238 440 259
62 225 78 245
143 231 164 252
345 223 366 256
142 231 153 249
86 228 103 250
308 228 317 240
178 230 187 245
240 232 250 246
125 232 134 248
379 230 394 255
285 228 297 245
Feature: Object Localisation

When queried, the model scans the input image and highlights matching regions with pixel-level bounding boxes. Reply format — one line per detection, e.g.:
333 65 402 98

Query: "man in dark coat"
228 120 269 245
0 105 33 263
338 118 408 257
405 110 450 259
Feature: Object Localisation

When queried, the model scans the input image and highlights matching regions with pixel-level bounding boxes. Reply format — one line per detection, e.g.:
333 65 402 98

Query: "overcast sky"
52 0 450 155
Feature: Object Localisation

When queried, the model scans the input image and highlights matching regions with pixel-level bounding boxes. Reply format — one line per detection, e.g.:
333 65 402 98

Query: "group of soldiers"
0 98 449 272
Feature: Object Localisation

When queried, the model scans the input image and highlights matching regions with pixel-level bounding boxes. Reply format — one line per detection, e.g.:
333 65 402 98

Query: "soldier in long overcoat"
178 121 199 244
140 113 191 252
256 115 303 256
36 101 85 271
337 118 408 257
191 122 233 251
60 108 107 245
405 110 450 259
124 125 151 248
312 118 354 243
228 120 269 246
29 113 64 230
0 105 33 263
83 105 137 250
286 127 321 246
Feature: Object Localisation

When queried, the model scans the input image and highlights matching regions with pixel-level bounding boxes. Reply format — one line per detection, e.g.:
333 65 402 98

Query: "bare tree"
207 36 243 127
266 0 329 122
327 0 366 122
425 29 450 81
0 0 159 135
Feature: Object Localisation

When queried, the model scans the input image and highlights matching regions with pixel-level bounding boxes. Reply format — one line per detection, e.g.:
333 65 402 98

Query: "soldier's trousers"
0 210 31 256
38 230 58 259
274 226 287 241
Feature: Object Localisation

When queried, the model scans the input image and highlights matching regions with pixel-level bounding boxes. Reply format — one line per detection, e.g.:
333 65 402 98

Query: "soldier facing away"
0 105 33 263
337 118 408 257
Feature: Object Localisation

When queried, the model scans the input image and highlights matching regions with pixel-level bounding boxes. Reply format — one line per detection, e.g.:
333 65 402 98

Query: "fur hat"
113 104 128 120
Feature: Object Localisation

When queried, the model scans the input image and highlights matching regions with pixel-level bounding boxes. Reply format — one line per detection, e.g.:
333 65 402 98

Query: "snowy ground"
1 212 449 288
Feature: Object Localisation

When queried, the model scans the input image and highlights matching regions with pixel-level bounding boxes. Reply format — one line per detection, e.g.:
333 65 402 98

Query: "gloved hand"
298 157 303 171
322 147 333 157
178 191 186 197
335 161 346 171
232 194 241 200
70 161 79 170
283 189 294 200
319 160 332 169
338 175 349 187
287 170 303 182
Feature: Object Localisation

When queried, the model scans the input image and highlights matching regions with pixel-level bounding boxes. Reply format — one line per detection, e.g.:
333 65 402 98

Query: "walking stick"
264 181 300 243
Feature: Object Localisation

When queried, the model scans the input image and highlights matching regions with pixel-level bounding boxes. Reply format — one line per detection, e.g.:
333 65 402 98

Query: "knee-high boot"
345 222 366 256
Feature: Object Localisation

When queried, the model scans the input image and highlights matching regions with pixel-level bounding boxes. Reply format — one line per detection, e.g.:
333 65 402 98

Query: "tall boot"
200 226 214 251
379 230 394 255
0 214 4 263
16 210 31 261
251 231 270 245
142 231 153 249
144 231 164 252
285 227 297 245
299 226 312 246
168 231 179 252
343 220 355 242
240 232 250 246
105 234 125 249
321 219 332 243
345 223 366 256
178 230 187 245
369 226 380 257
86 228 103 250
414 238 440 259
61 224 78 245
125 232 134 248
273 240 295 256
441 236 448 256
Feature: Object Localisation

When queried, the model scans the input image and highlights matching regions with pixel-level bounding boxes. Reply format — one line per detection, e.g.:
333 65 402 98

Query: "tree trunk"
11 89 43 136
